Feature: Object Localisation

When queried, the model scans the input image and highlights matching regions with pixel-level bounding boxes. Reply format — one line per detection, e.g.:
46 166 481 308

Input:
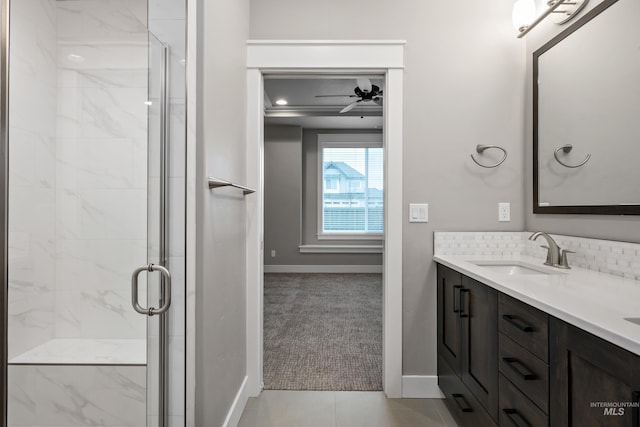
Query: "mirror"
533 0 640 214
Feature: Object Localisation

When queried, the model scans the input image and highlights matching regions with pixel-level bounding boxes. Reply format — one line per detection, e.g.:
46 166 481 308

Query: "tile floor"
237 391 459 427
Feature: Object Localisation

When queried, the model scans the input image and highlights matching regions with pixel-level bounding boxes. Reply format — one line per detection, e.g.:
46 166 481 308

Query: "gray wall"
195 0 249 424
264 125 383 266
524 0 640 243
251 0 526 375
264 125 303 265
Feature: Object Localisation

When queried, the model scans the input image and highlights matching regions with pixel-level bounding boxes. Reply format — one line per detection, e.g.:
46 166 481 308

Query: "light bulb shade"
512 0 537 31
356 78 372 93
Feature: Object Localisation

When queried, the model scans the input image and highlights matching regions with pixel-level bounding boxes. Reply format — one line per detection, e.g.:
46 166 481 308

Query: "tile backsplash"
434 231 640 281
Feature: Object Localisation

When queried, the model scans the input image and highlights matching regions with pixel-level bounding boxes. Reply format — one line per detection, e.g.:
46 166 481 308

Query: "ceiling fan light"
356 78 372 93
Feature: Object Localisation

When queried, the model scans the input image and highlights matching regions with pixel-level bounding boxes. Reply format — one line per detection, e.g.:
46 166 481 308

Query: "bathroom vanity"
434 252 640 427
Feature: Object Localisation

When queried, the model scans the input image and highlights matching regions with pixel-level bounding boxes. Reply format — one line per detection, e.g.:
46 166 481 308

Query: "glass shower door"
5 1 171 426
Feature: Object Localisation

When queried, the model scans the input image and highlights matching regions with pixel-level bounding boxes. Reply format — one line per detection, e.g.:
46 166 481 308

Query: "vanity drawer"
499 293 549 362
438 356 497 427
499 374 548 427
499 333 549 413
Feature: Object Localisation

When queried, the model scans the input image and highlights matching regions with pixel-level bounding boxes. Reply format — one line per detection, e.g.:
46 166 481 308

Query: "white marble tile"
9 338 146 365
56 86 82 138
81 87 148 139
80 189 146 239
7 365 37 426
132 137 148 189
59 41 148 71
56 189 83 239
78 69 146 89
8 292 55 360
169 177 186 257
168 100 186 177
30 365 145 426
9 127 56 189
55 238 146 291
55 289 146 339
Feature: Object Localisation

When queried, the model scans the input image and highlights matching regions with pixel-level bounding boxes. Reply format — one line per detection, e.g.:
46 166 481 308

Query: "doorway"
245 41 405 398
262 75 385 390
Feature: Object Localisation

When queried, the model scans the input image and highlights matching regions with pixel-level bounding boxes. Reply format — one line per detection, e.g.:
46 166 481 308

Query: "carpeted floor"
263 273 382 391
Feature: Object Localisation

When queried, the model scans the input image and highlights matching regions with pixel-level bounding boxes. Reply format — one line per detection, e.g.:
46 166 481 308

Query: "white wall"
194 0 250 424
250 0 526 375
524 0 640 242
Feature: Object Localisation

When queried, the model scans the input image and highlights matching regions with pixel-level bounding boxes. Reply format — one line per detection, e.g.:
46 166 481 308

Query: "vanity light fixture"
515 0 589 38
275 99 288 106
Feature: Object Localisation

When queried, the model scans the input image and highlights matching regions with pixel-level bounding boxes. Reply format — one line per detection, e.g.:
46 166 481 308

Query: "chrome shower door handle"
131 263 172 316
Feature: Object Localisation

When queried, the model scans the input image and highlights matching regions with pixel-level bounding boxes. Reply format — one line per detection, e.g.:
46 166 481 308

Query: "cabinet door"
550 318 640 427
437 264 463 375
461 276 498 421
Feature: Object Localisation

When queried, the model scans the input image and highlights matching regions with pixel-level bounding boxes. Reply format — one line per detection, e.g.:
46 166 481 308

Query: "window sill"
298 244 383 254
317 233 383 241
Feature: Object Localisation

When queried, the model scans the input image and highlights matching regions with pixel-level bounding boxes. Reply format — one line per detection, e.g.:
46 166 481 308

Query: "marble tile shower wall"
7 0 58 360
434 231 640 281
8 365 146 427
54 0 149 340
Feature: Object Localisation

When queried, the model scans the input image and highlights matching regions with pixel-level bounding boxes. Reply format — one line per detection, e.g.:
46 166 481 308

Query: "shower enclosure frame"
0 0 179 425
1 0 10 424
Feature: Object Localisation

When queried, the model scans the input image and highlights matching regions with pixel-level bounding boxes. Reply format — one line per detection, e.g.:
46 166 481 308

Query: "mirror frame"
532 0 640 215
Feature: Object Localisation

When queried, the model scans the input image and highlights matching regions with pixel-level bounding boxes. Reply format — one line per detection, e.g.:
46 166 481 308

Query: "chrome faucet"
528 231 572 269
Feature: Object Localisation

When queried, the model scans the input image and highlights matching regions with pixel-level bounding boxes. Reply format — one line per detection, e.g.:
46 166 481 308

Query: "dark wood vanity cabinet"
550 318 640 427
437 265 498 426
436 263 640 427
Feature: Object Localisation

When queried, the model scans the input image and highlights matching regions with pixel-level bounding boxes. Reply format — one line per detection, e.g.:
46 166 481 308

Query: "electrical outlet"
271 250 276 257
498 203 510 222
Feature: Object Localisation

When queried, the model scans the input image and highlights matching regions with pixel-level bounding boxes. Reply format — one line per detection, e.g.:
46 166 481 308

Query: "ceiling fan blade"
315 94 358 98
356 78 372 93
374 97 383 106
340 99 361 113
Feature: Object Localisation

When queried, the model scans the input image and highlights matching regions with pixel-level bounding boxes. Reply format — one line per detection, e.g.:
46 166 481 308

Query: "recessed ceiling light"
275 99 288 106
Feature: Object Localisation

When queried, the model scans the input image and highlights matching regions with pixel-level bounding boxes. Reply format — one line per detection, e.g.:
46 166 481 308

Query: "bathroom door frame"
245 40 405 398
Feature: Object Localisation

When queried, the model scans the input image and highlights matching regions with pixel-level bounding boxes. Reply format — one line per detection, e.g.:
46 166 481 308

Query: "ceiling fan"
315 78 383 113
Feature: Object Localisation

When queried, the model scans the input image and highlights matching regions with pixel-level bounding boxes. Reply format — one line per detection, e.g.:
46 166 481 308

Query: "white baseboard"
264 264 383 273
401 375 445 398
222 375 249 427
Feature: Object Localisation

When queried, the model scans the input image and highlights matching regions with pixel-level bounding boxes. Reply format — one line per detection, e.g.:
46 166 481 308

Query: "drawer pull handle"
459 289 470 318
452 393 473 412
503 357 537 381
453 285 462 313
502 314 534 332
503 409 530 427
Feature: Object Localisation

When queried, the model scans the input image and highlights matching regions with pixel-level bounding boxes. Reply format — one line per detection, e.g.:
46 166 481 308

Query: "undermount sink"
471 261 554 275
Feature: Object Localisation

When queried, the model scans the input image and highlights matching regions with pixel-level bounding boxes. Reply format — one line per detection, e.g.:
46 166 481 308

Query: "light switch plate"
409 203 429 223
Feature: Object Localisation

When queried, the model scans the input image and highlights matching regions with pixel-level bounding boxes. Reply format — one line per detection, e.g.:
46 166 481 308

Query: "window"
319 139 383 236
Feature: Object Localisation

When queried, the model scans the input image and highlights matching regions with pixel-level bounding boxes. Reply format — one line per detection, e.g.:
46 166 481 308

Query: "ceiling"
263 76 384 130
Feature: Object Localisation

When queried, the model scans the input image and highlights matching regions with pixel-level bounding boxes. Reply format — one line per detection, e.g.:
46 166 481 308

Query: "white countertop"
433 254 640 356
